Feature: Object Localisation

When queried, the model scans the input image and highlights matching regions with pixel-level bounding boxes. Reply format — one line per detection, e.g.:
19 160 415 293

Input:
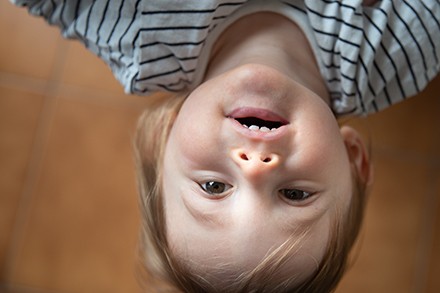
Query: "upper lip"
226 107 289 125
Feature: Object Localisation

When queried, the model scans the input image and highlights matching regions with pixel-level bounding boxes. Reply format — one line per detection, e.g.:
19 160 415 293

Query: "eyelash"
199 181 314 202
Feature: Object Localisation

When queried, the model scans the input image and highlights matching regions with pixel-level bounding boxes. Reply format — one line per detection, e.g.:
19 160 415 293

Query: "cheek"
294 110 349 176
293 131 344 180
174 126 215 167
172 115 228 170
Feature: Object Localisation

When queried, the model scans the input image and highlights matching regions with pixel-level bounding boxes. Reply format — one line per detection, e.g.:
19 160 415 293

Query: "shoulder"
301 0 440 116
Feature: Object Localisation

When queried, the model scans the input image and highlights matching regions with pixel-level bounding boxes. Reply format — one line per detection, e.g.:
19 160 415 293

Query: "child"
13 0 439 292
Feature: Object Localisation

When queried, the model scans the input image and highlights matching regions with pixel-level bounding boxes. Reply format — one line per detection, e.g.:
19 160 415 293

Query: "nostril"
262 157 272 163
233 150 278 164
240 153 249 161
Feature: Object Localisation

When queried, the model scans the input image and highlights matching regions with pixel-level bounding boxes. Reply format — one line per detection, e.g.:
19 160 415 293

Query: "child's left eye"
200 181 232 195
279 189 313 201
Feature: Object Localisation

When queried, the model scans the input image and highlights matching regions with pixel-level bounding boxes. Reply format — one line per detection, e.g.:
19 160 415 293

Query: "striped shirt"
13 0 440 116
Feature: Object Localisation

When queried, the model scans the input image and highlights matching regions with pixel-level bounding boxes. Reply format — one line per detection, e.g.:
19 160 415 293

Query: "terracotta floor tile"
0 87 44 280
427 170 440 293
362 75 440 157
60 41 126 95
8 96 144 292
336 152 434 293
0 2 61 80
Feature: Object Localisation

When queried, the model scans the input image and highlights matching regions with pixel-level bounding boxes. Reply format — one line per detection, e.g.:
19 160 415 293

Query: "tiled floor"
1 2 439 293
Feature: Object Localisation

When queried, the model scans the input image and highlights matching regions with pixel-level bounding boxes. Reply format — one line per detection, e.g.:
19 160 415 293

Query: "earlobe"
340 126 374 187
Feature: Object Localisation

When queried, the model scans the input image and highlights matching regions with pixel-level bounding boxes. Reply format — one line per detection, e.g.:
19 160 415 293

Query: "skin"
162 12 371 285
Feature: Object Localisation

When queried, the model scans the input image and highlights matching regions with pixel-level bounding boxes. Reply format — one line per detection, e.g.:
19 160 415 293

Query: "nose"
231 148 281 179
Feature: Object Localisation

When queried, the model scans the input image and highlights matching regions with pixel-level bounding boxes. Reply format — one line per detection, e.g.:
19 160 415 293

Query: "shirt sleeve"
305 0 440 116
11 0 145 94
10 0 248 95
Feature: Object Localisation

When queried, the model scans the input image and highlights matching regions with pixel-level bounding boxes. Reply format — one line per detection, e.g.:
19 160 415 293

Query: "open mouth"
227 107 289 133
234 117 284 132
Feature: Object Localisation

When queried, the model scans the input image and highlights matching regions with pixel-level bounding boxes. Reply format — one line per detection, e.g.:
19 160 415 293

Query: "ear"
340 126 374 187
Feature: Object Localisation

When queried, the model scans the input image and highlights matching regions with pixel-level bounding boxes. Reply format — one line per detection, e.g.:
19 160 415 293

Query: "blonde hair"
134 94 368 293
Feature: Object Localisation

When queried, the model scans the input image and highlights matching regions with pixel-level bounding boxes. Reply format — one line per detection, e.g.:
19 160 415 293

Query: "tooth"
243 124 249 128
271 128 277 131
249 125 260 131
260 127 270 132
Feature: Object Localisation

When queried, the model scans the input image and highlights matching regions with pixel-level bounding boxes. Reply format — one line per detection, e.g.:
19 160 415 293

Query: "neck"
204 12 329 104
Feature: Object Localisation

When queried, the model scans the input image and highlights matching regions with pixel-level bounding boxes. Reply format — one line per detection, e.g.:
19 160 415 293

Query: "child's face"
162 64 353 283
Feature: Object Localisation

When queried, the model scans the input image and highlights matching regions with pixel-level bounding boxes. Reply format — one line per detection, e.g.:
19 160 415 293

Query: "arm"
306 0 439 116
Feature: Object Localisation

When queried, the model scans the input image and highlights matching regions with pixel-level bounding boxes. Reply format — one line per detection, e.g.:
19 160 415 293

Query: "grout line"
55 82 160 110
0 72 49 95
1 38 69 282
1 282 69 293
410 165 440 293
0 70 161 111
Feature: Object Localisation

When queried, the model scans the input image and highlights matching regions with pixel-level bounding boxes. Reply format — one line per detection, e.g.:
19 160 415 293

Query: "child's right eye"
200 181 232 195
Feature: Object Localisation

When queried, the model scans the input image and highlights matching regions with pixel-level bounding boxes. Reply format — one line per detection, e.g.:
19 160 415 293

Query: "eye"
200 181 232 195
280 189 312 201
